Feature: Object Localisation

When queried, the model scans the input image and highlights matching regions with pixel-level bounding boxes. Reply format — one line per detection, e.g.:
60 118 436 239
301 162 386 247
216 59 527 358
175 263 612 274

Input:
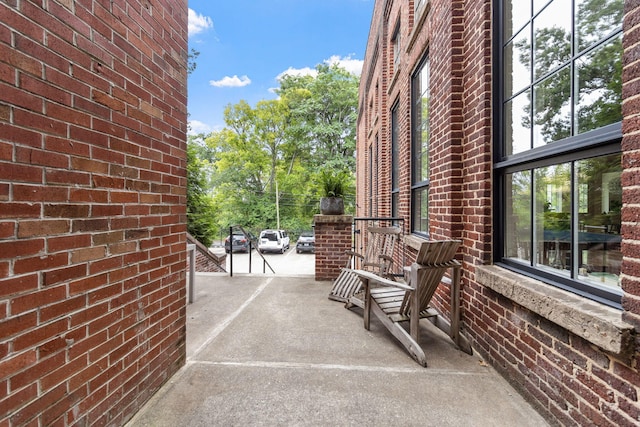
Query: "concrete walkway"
127 273 550 426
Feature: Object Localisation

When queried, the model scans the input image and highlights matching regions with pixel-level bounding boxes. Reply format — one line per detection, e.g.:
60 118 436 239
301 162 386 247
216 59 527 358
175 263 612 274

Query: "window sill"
475 265 634 357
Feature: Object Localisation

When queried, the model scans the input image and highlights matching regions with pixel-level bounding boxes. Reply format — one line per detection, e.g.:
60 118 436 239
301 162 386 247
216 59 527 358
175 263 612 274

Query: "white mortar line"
188 277 273 361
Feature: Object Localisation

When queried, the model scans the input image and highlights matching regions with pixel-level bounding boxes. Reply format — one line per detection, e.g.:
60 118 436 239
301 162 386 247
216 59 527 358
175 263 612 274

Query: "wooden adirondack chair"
328 225 401 303
353 239 472 367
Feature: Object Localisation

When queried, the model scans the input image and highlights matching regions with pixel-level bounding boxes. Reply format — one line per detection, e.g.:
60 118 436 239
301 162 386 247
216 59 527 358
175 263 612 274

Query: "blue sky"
187 0 374 135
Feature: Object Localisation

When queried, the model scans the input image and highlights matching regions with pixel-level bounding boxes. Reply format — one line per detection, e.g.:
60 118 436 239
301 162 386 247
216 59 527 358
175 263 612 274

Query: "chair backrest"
360 226 402 274
400 240 461 316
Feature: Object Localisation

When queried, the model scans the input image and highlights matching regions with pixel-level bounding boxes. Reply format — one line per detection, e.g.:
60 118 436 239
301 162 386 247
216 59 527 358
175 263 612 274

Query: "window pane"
533 66 571 147
412 187 429 234
413 59 429 183
504 90 531 155
577 154 621 289
505 171 532 263
504 0 530 40
575 34 622 134
533 0 572 80
535 163 571 276
575 0 623 53
504 25 531 98
533 0 552 14
392 106 399 189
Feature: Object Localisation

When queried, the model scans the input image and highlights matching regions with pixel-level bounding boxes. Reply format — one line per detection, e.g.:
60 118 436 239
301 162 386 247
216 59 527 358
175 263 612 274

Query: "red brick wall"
0 1 188 425
358 1 640 425
314 215 352 281
186 233 226 273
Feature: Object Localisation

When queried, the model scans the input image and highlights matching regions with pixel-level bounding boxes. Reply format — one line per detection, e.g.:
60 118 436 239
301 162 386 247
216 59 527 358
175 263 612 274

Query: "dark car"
224 233 255 253
296 231 315 253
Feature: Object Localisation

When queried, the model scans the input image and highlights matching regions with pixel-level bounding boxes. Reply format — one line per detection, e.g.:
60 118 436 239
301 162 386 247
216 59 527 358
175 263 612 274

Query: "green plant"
320 170 348 198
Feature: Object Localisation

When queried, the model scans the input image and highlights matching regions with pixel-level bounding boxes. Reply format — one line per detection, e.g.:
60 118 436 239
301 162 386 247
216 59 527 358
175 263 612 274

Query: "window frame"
391 102 400 219
411 54 430 237
493 0 624 308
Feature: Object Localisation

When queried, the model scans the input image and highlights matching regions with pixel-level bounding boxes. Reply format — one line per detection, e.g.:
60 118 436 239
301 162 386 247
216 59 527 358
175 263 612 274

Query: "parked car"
224 232 255 253
258 229 290 254
296 231 315 253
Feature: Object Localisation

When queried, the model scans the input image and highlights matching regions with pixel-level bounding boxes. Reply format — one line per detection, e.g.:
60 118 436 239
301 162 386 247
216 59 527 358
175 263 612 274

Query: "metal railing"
227 225 275 276
351 217 406 277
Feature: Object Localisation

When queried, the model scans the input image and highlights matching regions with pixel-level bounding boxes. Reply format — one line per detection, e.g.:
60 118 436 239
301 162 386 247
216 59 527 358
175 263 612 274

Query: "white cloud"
324 55 364 76
188 120 213 136
276 55 364 82
209 75 252 88
276 66 317 80
188 9 213 37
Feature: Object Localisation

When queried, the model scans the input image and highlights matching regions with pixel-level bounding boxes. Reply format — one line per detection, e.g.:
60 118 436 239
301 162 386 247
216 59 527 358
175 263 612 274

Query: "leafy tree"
278 64 359 171
190 63 360 235
186 139 217 246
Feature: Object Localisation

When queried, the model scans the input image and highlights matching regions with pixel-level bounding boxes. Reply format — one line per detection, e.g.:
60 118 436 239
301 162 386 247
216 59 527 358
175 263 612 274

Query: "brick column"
314 214 353 281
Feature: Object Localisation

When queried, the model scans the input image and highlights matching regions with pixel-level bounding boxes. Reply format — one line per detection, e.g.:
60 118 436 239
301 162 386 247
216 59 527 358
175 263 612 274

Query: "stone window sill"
475 265 634 357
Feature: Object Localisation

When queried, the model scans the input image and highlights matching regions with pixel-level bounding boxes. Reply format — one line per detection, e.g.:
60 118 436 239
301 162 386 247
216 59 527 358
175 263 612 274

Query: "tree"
191 64 360 235
186 139 217 246
277 64 359 171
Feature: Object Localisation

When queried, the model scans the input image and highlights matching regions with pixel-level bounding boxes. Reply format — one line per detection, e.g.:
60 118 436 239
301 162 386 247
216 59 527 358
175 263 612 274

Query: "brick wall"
186 233 226 273
314 215 352 281
0 1 188 425
358 1 640 425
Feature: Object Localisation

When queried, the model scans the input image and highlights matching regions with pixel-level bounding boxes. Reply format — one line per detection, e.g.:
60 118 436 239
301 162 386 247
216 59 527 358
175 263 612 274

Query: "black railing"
227 225 275 276
351 217 406 277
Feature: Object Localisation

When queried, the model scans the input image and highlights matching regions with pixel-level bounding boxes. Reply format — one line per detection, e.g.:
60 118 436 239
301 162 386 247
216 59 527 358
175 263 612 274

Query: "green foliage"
186 140 217 246
188 49 199 76
187 63 359 234
319 169 349 198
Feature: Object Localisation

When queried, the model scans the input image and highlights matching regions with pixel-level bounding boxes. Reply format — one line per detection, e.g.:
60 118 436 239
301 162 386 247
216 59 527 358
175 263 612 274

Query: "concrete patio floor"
127 273 550 426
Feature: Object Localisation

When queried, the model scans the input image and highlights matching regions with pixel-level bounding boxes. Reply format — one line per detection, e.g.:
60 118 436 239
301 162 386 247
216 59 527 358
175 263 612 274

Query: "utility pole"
276 179 280 229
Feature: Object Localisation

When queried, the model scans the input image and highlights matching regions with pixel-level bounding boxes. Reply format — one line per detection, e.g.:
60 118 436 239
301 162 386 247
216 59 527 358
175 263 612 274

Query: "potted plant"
319 170 348 215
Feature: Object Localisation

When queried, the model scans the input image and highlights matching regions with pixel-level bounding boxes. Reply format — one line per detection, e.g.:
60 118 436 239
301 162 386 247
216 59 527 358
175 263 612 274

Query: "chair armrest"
353 269 413 291
345 250 364 260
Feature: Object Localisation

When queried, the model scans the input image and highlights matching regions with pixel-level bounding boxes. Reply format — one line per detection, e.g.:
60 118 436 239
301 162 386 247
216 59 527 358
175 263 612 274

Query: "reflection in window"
576 0 623 53
533 66 571 147
503 156 621 289
504 25 531 99
499 0 623 306
577 154 622 288
505 170 532 263
505 90 531 155
575 34 622 134
503 0 622 152
412 56 430 235
503 1 530 40
535 164 571 276
533 0 571 80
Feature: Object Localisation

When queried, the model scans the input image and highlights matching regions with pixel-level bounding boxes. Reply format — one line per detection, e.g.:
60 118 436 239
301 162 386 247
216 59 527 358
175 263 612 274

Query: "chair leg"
363 278 371 331
370 300 427 367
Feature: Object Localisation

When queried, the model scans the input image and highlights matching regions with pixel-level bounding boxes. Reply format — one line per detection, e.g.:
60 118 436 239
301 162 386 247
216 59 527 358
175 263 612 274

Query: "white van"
258 229 290 254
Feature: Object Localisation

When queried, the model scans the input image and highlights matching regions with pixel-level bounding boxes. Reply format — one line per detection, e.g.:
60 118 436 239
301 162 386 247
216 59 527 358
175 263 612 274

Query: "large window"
391 104 399 219
497 0 623 307
412 56 430 235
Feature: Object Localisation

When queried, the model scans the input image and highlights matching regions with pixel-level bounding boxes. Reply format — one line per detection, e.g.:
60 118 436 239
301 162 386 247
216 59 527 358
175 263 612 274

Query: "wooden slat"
328 269 362 302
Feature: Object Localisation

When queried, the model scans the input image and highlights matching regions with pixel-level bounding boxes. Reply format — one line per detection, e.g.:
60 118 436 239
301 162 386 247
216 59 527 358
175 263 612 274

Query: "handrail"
227 225 275 276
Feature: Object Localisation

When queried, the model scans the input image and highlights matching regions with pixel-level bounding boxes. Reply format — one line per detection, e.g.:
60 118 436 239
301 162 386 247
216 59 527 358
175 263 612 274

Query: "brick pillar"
314 214 353 281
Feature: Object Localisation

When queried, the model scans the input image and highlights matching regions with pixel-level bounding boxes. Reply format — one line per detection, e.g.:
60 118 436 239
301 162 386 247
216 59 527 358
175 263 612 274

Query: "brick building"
358 0 640 425
0 1 188 425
